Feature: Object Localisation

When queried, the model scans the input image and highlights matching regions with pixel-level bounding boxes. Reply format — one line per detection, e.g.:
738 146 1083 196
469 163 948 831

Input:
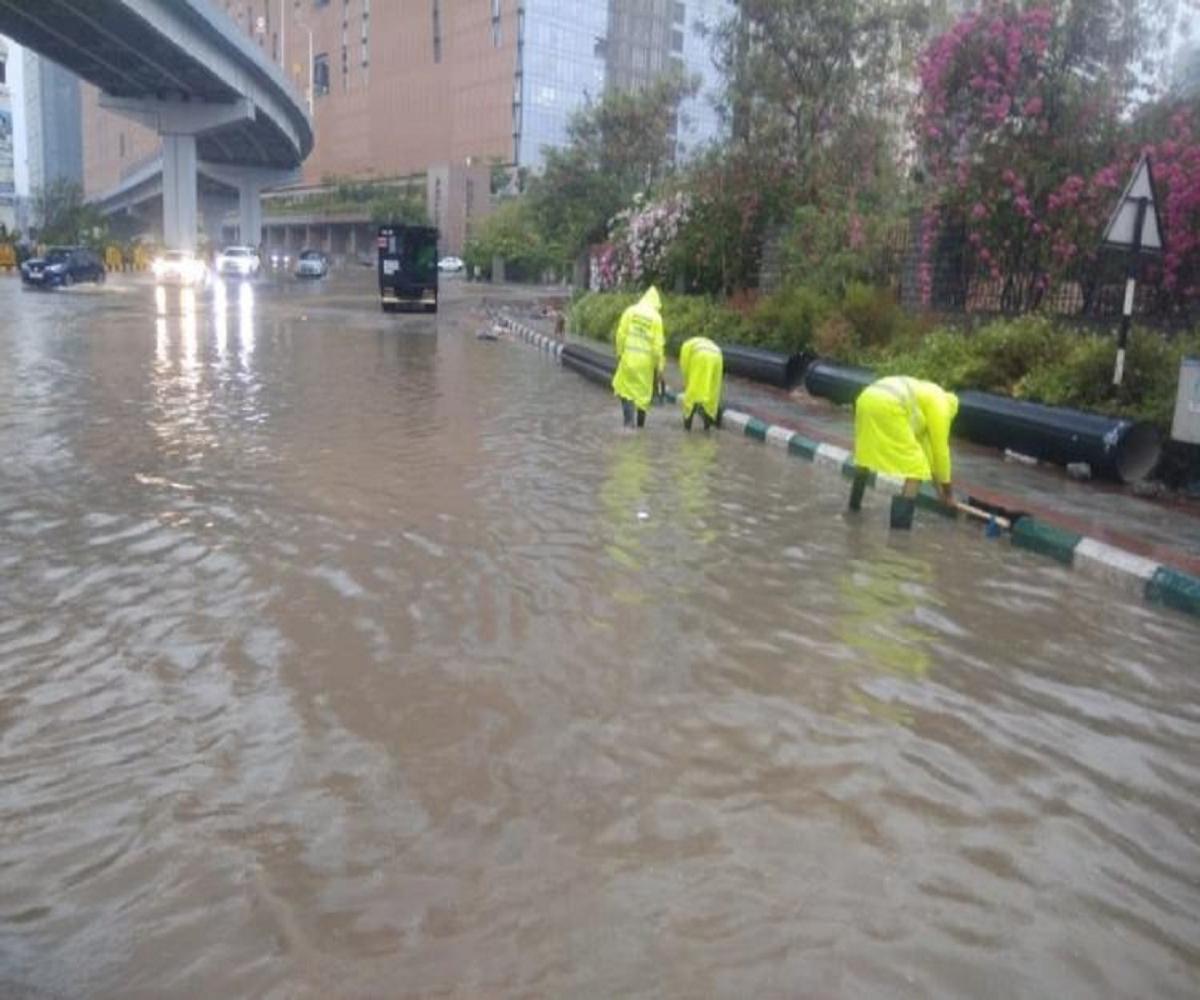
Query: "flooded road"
1 271 1198 999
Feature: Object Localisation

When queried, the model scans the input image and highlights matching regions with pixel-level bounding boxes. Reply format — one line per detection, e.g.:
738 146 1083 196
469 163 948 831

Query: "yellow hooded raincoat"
679 336 723 422
854 376 959 483
612 287 665 412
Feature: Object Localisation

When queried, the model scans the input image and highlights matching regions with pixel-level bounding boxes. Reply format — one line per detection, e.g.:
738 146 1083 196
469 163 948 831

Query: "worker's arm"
653 317 666 376
923 393 954 490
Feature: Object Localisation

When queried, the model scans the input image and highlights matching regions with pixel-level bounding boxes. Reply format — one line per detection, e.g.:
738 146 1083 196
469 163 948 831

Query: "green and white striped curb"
493 310 1200 622
497 317 565 359
717 405 1200 621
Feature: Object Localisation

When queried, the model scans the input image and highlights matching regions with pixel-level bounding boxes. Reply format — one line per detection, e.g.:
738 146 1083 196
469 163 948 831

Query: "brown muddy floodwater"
0 273 1197 999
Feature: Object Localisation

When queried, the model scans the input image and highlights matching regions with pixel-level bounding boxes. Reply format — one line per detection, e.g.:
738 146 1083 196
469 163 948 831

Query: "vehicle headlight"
47 263 66 273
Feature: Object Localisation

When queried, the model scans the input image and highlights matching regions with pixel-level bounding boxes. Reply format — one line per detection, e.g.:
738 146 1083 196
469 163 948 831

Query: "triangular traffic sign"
1101 155 1165 253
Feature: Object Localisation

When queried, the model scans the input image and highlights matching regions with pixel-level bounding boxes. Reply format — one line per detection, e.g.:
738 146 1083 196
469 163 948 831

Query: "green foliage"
710 1 928 201
569 292 639 344
1018 331 1200 428
569 291 750 353
746 285 834 353
574 287 1199 433
840 281 906 349
464 199 556 282
34 179 106 247
527 72 698 260
270 176 426 222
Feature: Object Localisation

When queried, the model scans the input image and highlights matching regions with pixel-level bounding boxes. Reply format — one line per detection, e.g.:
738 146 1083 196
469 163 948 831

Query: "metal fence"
896 214 1197 332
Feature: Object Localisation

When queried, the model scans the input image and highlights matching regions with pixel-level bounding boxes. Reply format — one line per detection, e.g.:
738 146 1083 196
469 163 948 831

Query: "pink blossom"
971 202 988 220
1022 96 1043 117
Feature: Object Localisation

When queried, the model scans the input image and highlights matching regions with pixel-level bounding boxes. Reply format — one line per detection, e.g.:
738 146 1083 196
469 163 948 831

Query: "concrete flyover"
0 0 313 250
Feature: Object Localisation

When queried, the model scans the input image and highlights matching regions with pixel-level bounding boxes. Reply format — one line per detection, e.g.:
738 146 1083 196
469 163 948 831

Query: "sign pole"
1113 196 1147 387
1099 155 1164 390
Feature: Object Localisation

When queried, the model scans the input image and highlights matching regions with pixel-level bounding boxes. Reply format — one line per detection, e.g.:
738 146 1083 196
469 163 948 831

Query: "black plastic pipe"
803 361 876 405
803 361 1161 483
954 391 1161 483
720 345 811 389
561 344 616 387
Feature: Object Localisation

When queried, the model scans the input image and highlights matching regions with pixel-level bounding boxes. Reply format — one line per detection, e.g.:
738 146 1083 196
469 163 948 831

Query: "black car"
21 246 106 288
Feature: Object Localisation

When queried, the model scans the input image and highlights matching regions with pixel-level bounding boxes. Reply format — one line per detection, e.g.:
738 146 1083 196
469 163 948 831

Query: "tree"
463 198 555 281
527 71 698 260
710 0 929 201
914 0 1199 311
34 178 105 246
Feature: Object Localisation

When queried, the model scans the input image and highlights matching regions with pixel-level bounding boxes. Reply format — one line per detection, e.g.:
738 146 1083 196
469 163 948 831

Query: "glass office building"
516 0 733 170
515 0 609 170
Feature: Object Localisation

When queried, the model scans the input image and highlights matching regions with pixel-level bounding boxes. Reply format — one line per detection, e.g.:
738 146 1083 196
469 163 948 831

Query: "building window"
313 53 330 96
361 0 370 68
671 29 684 54
341 2 349 90
0 58 6 85
491 0 501 47
314 0 329 7
432 0 442 63
672 2 685 24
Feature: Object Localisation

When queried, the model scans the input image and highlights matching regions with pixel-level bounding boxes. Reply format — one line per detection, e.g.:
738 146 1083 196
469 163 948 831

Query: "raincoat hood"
639 287 662 314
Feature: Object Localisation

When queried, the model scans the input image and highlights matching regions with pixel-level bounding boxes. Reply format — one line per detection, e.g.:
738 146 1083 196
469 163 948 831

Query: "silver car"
295 249 329 278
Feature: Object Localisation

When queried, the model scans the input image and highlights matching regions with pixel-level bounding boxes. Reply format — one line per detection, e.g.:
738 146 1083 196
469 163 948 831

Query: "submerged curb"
494 312 1200 623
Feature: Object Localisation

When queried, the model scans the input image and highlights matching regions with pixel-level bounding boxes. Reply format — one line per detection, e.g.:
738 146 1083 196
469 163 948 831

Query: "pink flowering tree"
600 192 692 290
1044 107 1200 310
913 0 1197 314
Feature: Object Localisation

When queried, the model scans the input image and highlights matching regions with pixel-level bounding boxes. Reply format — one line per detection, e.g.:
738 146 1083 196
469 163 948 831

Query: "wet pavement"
1 270 1198 998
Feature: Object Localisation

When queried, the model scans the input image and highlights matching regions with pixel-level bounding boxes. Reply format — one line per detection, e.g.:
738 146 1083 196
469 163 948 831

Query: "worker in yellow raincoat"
849 375 959 529
678 336 723 431
612 287 665 429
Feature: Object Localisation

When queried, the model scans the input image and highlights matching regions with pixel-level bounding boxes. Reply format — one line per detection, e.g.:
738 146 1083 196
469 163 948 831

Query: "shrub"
569 291 751 353
569 291 637 343
747 285 834 353
840 282 903 350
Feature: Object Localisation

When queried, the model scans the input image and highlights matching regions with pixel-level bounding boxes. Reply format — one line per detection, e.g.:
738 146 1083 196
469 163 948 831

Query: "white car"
152 249 208 285
295 249 329 278
438 255 464 272
215 245 261 278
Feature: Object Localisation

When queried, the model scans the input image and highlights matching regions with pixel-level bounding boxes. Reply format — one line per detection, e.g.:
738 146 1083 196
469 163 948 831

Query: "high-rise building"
21 49 84 195
0 37 14 233
0 35 84 235
80 0 732 254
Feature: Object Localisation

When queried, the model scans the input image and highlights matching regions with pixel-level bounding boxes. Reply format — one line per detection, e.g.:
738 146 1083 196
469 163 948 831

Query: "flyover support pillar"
99 94 256 253
238 178 264 250
162 133 198 253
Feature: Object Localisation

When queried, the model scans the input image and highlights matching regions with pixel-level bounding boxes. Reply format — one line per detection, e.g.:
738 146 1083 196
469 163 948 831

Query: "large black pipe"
954 391 1161 483
720 345 811 389
561 344 616 387
803 361 1161 483
803 361 876 405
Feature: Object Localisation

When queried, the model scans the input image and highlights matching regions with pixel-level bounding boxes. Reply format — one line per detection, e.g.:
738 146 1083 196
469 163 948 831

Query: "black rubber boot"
848 469 869 512
890 496 916 530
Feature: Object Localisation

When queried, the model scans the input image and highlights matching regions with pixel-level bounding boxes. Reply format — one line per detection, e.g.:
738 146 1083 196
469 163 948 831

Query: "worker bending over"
850 375 959 529
679 336 723 431
612 287 665 429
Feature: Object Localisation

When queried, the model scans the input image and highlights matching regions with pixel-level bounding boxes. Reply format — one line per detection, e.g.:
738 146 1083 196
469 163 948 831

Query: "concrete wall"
217 0 518 185
80 82 160 199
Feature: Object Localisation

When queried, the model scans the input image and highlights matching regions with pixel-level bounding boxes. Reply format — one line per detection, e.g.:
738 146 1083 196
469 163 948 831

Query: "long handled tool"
956 500 1012 532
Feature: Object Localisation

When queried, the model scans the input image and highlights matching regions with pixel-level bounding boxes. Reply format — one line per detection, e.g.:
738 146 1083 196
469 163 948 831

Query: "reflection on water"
0 275 1198 998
